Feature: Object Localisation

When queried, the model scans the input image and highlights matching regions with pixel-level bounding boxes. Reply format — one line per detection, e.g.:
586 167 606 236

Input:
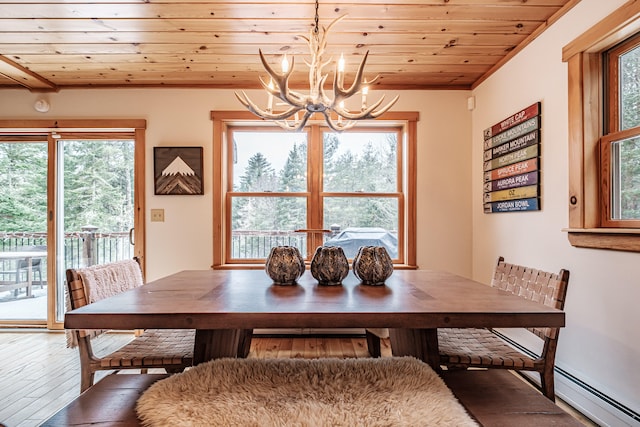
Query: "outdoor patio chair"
65 259 194 392
437 256 570 401
15 245 46 291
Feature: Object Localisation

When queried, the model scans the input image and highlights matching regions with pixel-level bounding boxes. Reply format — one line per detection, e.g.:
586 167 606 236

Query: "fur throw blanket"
136 357 478 427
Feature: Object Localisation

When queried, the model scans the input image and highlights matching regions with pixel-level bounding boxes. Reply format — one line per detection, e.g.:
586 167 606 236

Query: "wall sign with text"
483 102 541 213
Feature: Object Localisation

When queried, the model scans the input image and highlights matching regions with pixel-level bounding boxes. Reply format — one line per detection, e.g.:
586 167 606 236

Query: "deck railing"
1 229 337 276
231 230 307 259
1 230 306 272
0 230 133 277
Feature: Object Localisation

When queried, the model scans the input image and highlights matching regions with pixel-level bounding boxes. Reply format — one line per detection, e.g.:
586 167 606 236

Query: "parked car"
323 227 398 259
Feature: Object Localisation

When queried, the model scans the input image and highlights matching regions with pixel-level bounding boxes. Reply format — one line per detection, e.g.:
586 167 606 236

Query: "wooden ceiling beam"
0 55 58 91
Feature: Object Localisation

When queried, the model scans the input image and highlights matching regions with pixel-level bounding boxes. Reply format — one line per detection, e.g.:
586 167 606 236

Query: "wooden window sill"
563 228 640 252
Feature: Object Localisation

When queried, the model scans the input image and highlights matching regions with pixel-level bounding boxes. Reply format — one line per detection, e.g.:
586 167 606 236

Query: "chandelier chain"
314 0 319 34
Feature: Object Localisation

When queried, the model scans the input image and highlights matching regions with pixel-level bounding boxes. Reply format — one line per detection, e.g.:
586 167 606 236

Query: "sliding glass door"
0 120 146 329
0 138 49 324
54 136 137 324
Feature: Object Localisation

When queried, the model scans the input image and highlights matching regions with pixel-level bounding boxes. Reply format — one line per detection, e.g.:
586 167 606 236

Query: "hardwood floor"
0 330 594 427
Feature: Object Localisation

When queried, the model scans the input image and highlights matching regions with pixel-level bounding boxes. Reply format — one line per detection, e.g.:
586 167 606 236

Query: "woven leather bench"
42 369 583 426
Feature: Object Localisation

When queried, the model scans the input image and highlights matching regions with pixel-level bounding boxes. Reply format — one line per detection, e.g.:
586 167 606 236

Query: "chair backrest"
491 256 570 340
16 245 47 268
66 259 143 344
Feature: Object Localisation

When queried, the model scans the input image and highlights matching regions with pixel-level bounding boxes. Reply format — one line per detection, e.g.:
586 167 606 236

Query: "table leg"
194 329 250 365
388 328 441 371
237 329 253 358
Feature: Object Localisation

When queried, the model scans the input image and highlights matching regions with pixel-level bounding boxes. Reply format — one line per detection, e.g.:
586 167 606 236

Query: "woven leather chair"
66 259 194 392
438 256 570 401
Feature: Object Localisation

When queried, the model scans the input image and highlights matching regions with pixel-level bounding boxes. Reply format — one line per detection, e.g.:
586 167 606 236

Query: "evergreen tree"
63 140 134 232
322 133 398 229
235 153 278 231
279 143 307 193
276 143 307 231
0 142 47 232
238 152 277 192
620 138 640 218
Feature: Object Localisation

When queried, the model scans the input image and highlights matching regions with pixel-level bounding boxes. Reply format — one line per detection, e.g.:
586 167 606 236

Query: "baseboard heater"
493 331 639 424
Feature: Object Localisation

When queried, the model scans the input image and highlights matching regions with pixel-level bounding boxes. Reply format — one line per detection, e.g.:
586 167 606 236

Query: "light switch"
150 209 164 222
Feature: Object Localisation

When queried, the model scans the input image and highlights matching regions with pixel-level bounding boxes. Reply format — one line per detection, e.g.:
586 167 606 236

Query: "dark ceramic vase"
310 246 349 286
265 246 305 285
352 246 394 286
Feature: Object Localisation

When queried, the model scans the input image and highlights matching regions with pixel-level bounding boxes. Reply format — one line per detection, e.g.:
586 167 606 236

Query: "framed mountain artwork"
154 146 204 195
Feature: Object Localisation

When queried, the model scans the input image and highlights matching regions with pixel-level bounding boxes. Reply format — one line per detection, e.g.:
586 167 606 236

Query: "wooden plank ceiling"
0 0 578 92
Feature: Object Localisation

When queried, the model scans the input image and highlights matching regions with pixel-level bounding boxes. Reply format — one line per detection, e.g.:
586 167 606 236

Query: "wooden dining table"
64 269 565 368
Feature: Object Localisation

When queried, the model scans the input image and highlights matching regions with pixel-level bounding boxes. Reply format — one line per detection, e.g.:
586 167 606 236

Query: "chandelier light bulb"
361 86 368 110
281 54 289 73
338 54 345 86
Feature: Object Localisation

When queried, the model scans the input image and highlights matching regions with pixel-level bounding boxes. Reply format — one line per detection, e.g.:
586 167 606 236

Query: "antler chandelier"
235 0 398 132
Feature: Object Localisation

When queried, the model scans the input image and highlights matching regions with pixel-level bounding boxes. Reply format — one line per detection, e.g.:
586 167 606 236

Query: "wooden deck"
0 330 595 426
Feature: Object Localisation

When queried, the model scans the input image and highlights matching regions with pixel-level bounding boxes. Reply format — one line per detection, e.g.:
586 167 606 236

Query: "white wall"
0 87 473 280
5 1 638 423
471 0 639 425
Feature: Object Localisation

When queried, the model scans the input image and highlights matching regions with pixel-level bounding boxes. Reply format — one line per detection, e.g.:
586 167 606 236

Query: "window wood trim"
563 2 640 252
211 111 418 268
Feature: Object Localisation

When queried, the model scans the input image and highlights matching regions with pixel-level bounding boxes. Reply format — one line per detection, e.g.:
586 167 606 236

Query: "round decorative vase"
310 246 349 286
265 246 305 285
352 246 394 286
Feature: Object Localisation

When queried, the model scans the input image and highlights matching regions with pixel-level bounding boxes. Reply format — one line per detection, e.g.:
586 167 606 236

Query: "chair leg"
35 267 43 288
80 369 95 393
366 330 381 358
541 369 556 401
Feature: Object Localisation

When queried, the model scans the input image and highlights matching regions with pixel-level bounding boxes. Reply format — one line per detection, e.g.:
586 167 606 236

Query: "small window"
602 35 640 228
564 5 640 251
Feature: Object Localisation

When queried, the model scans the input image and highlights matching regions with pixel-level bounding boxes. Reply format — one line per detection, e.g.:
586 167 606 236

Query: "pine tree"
63 140 134 232
0 142 47 232
276 143 307 231
235 153 278 232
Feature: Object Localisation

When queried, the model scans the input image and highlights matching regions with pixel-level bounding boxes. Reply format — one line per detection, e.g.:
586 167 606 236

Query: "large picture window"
212 112 417 267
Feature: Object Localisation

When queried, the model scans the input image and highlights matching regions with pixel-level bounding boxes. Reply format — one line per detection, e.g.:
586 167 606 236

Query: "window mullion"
308 125 324 254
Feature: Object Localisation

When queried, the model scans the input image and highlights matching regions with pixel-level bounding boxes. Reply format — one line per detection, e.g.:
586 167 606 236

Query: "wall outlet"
150 209 164 222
